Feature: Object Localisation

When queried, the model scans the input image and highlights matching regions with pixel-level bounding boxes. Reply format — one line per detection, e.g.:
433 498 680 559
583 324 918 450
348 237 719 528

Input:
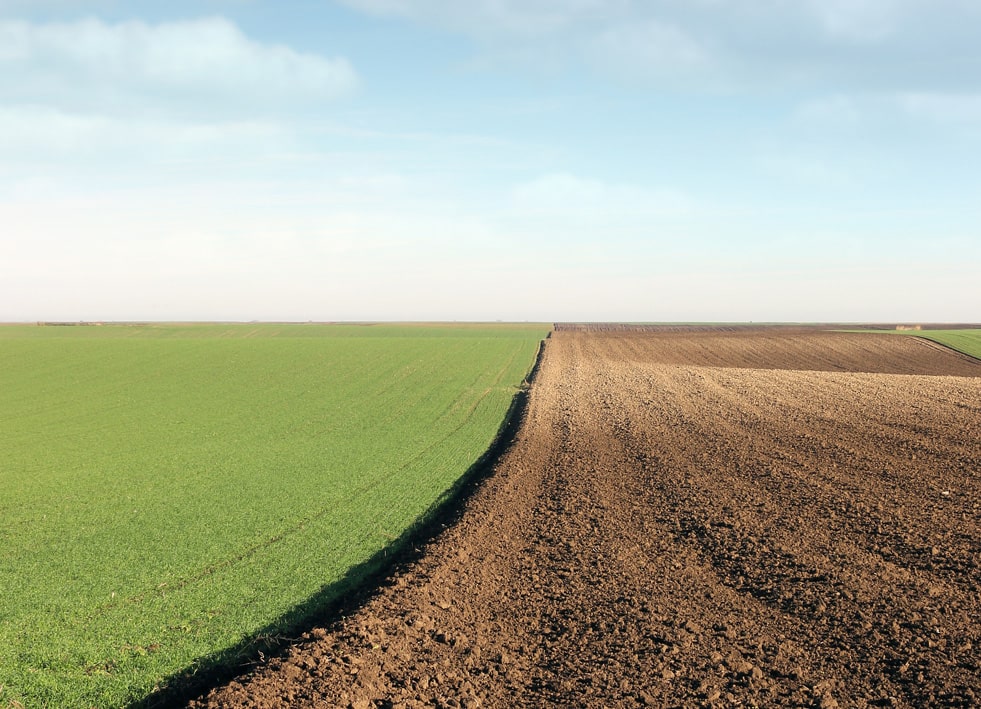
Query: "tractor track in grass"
188 328 980 708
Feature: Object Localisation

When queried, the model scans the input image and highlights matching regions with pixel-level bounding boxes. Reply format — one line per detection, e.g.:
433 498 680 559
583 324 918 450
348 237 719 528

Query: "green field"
841 327 981 360
912 329 981 359
0 323 547 708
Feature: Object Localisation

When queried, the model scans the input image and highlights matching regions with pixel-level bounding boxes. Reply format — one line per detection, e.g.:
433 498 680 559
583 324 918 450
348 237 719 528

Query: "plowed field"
189 329 981 708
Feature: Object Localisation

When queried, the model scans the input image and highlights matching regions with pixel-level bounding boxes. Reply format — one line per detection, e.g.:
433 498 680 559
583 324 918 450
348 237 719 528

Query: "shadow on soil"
130 336 549 709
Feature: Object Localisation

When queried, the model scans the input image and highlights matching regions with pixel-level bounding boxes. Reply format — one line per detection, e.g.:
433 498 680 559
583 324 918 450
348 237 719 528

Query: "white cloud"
0 17 356 171
756 154 854 188
339 0 706 78
513 172 693 218
0 107 308 189
587 20 708 79
0 105 290 162
0 17 357 115
804 0 906 42
899 92 981 124
339 0 612 37
336 0 981 92
514 172 607 204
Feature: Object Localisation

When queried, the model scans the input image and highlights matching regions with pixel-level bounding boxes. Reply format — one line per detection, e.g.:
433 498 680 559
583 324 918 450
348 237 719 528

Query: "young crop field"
0 323 547 708
913 329 981 359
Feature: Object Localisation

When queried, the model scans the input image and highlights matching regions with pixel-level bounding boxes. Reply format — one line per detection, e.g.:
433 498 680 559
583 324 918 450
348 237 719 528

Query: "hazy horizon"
5 320 980 329
2 1 979 322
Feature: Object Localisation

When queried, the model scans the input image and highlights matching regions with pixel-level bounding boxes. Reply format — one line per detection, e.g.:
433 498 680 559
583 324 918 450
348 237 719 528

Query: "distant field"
839 328 981 360
0 323 547 708
912 329 981 359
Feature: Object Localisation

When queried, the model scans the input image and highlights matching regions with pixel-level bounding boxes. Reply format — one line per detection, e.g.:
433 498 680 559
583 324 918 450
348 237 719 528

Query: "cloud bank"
0 17 357 115
337 0 981 91
0 16 356 170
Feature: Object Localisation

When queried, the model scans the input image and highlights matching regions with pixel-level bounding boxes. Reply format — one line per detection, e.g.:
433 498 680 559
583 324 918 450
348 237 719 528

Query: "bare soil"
189 329 981 708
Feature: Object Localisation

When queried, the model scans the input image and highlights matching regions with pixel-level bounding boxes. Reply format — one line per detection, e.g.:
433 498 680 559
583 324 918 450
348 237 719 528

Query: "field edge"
133 336 550 709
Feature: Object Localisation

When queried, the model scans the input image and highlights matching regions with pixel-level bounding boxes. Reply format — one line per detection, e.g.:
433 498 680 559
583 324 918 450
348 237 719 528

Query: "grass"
911 329 981 359
0 323 547 708
841 327 981 360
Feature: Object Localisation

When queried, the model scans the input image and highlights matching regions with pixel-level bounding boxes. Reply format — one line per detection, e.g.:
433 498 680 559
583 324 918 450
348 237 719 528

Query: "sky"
1 0 979 322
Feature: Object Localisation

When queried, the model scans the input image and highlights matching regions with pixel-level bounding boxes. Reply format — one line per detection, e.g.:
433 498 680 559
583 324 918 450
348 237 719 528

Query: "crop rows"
913 329 981 359
0 323 546 707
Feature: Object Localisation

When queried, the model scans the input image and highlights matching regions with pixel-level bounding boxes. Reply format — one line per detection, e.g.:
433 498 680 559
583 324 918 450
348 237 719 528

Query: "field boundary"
840 326 981 364
912 334 981 365
133 336 549 709
188 328 981 708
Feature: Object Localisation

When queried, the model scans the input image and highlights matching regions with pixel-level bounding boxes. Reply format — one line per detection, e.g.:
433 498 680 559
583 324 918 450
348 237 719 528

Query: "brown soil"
188 330 981 708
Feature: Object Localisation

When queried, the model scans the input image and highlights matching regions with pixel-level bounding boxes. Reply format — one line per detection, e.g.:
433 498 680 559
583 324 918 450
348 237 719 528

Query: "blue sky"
1 0 979 322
